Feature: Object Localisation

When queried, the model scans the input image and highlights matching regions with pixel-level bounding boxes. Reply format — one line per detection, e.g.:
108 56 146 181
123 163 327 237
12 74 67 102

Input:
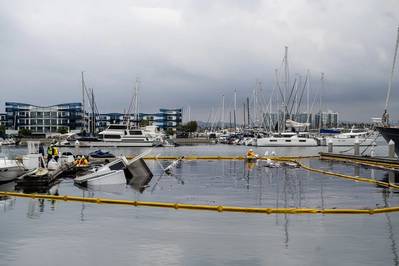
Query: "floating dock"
16 162 75 188
319 152 399 169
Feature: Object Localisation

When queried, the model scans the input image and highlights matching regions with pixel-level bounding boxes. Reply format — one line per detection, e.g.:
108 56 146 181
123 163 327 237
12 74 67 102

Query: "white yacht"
325 128 377 146
68 124 160 147
256 132 318 147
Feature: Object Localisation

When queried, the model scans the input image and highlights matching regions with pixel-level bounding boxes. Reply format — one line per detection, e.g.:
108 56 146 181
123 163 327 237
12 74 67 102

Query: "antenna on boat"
382 26 399 127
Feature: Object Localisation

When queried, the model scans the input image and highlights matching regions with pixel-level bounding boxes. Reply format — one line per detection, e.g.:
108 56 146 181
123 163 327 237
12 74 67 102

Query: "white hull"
256 137 318 147
86 170 126 185
73 141 154 147
74 157 129 186
325 137 376 146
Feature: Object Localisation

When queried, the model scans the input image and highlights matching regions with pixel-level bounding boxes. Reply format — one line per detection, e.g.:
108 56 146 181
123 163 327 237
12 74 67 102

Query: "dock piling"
327 139 333 153
354 138 360 156
388 140 396 158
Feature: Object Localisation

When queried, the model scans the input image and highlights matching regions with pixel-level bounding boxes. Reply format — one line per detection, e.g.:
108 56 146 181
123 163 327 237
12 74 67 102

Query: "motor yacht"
66 124 160 147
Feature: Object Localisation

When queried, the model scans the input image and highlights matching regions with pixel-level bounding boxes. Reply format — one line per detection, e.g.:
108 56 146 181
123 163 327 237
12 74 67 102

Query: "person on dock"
38 143 44 157
47 145 53 163
52 145 59 162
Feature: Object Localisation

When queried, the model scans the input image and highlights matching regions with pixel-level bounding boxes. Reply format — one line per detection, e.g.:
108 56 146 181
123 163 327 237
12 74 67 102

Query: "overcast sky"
1 0 399 122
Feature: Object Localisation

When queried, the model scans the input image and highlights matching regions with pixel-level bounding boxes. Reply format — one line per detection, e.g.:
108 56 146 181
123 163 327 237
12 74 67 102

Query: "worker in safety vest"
246 149 257 159
76 156 88 166
52 146 59 162
47 145 53 163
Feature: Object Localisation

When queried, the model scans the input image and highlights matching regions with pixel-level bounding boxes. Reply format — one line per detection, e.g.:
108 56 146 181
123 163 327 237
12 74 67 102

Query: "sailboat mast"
283 46 289 132
221 94 225 130
134 78 139 127
383 26 399 126
243 102 246 128
81 71 86 132
247 97 250 128
234 89 237 131
253 87 257 128
319 72 324 130
306 70 310 125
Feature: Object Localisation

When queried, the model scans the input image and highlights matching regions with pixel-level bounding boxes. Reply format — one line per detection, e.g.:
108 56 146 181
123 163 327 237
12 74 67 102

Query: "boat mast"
91 88 95 134
234 89 237 132
306 70 310 126
383 26 399 126
243 102 246 129
319 72 324 131
81 71 86 133
247 97 250 129
134 78 140 128
283 46 289 132
221 94 225 130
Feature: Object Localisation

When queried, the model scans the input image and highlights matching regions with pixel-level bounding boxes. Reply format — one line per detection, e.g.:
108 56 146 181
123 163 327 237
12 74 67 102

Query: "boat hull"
376 127 399 155
71 141 154 147
325 137 376 146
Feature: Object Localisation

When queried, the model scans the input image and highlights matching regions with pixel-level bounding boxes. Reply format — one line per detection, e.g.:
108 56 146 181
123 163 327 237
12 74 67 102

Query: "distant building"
95 108 183 132
0 113 6 126
155 108 182 130
314 110 339 129
5 102 83 134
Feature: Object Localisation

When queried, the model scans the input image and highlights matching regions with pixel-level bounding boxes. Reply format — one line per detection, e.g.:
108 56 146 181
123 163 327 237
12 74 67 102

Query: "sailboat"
376 26 399 156
256 47 318 147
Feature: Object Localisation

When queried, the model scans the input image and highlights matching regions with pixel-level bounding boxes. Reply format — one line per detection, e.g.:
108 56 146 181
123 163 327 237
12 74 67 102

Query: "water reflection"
382 187 399 266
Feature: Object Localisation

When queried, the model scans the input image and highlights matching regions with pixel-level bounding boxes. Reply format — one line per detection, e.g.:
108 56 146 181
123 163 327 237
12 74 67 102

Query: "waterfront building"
0 113 6 126
5 102 83 134
314 110 339 129
96 108 183 132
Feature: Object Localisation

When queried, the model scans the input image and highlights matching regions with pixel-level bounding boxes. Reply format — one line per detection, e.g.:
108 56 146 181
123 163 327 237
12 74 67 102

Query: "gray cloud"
0 0 398 122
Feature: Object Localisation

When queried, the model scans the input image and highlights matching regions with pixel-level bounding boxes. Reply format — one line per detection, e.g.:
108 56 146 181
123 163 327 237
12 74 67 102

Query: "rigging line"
384 26 399 114
287 78 298 116
295 73 309 116
275 69 285 107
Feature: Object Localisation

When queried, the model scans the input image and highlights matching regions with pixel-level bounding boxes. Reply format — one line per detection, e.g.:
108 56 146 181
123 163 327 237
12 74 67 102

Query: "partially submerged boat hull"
85 170 126 186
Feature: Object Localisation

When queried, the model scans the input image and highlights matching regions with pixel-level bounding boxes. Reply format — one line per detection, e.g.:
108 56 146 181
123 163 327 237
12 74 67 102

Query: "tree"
140 119 150 127
185 121 198 132
0 125 5 135
165 128 174 136
58 127 69 134
18 128 31 137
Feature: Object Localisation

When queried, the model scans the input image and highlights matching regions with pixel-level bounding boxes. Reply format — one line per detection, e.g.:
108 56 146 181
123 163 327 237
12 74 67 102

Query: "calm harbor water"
0 144 398 266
